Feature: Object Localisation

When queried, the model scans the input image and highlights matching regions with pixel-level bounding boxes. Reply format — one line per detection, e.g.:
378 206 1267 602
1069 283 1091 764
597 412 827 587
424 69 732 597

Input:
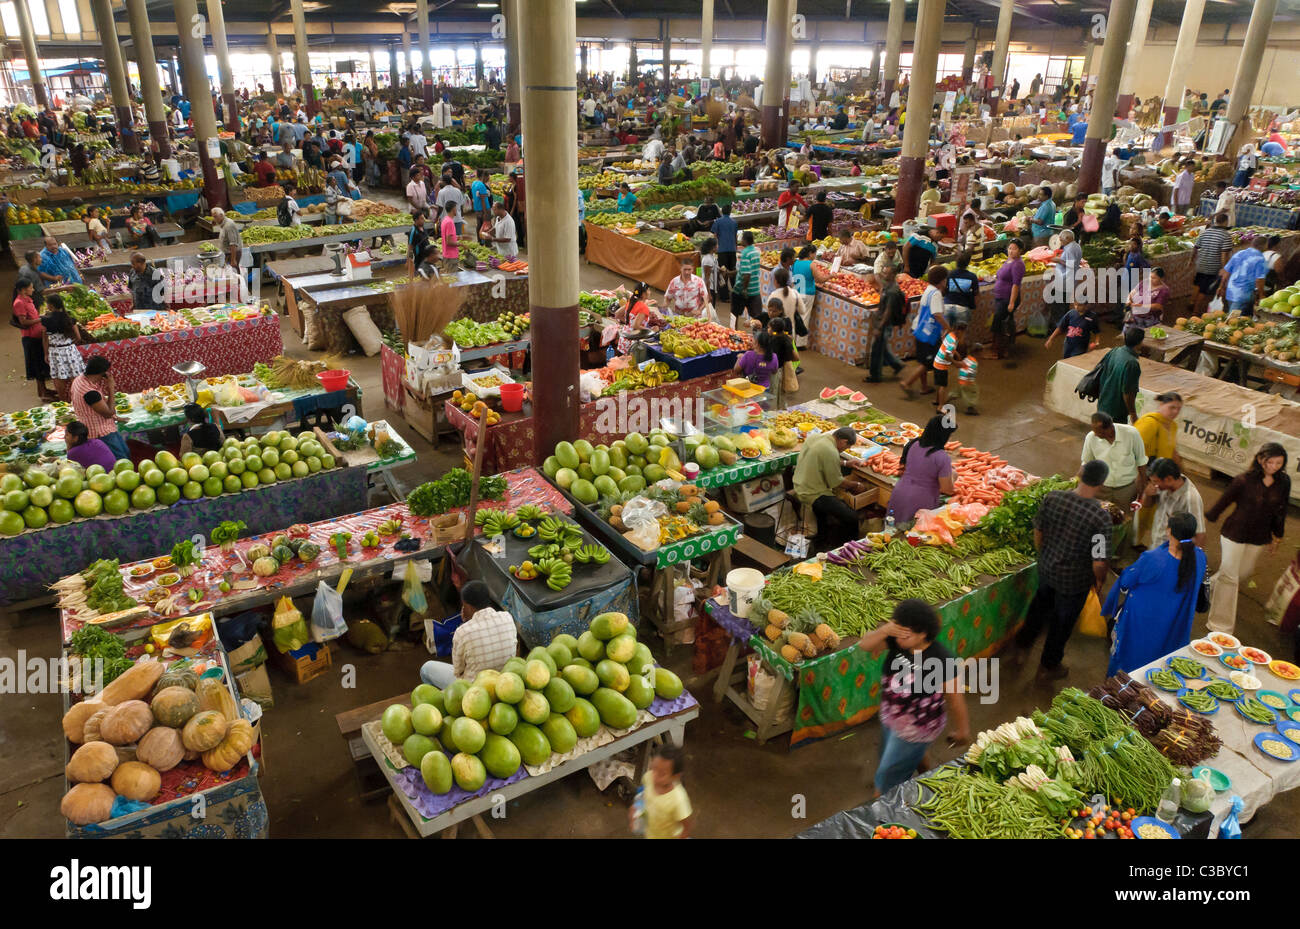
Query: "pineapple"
780 644 803 664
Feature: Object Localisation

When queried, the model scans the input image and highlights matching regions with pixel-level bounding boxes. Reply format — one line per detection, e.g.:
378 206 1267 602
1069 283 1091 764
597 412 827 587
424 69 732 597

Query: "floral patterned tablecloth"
444 372 731 474
77 314 284 394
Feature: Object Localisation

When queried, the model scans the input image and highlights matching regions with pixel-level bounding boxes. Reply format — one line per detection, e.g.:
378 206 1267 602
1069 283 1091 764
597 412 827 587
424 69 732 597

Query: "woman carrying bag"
1102 511 1206 676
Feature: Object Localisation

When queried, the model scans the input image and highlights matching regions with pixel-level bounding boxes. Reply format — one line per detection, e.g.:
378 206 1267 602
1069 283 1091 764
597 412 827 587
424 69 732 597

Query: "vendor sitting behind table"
128 252 165 311
64 420 119 470
178 403 224 456
420 580 518 688
792 426 860 553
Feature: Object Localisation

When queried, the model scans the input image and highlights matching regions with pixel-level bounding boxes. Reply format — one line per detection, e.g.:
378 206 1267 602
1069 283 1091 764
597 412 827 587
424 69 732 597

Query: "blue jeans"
101 431 129 461
419 660 457 688
875 726 933 795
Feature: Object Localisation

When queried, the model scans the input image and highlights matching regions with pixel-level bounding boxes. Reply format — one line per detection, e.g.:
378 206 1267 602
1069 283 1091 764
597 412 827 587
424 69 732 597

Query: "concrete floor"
2 225 1297 838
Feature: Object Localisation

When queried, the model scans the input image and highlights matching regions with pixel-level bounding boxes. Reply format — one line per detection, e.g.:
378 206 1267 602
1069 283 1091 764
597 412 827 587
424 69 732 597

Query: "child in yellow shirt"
632 743 694 838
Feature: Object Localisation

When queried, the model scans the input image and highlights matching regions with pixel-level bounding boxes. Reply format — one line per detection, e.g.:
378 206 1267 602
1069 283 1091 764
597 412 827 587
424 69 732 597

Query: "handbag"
1196 578 1211 613
1074 348 1110 402
781 360 799 394
1077 588 1109 638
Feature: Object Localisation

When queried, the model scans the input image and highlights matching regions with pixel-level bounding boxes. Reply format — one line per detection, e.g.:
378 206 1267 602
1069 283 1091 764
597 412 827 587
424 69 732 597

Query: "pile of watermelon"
817 385 868 404
379 611 684 795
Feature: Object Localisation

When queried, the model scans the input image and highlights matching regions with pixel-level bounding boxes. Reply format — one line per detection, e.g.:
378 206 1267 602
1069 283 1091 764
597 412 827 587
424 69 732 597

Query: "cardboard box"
236 664 274 708
226 636 267 675
266 638 333 685
723 475 786 514
402 384 437 442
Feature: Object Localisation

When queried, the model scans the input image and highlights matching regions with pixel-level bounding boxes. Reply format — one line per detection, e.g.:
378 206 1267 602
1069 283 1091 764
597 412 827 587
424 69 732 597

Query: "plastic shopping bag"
272 595 309 652
401 559 429 615
1076 589 1108 638
310 581 347 643
1207 295 1225 314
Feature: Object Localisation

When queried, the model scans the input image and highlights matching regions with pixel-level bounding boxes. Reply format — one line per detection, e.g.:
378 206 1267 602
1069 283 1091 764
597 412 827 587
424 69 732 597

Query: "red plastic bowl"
316 369 350 392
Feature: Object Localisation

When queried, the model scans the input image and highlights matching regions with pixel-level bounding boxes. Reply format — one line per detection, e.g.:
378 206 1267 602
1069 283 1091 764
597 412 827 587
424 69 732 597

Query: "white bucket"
726 567 765 619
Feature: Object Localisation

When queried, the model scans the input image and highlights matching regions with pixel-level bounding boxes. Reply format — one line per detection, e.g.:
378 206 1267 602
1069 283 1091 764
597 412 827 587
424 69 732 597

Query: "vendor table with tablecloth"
57 467 569 640
77 314 284 394
444 371 731 474
1045 350 1300 503
585 223 696 293
4 464 368 608
1200 197 1300 230
712 563 1038 746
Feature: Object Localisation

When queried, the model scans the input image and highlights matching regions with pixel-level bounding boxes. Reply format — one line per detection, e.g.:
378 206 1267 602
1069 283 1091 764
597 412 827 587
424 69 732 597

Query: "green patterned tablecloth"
692 450 800 490
654 520 743 569
752 562 1038 747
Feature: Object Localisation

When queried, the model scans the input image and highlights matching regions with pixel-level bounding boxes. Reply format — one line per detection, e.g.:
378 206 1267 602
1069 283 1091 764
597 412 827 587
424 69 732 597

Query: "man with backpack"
277 181 301 227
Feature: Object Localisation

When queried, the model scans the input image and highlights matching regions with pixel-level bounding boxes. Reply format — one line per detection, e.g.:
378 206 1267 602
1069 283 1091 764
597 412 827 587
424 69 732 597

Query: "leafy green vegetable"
80 559 136 614
68 625 133 686
980 475 1076 554
408 468 507 516
211 520 247 547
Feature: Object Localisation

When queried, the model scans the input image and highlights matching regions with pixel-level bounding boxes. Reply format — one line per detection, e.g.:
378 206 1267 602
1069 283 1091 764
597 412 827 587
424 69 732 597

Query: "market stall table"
1045 350 1300 502
1200 197 1300 230
1133 327 1204 366
77 313 284 394
584 222 697 293
363 691 699 838
6 464 370 611
1196 339 1300 390
444 371 732 474
331 419 419 501
55 467 569 639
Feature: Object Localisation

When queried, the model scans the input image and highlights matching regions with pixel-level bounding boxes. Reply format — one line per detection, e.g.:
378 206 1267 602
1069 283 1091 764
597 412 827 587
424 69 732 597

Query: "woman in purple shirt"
733 331 781 388
990 239 1025 359
64 420 119 471
887 415 957 523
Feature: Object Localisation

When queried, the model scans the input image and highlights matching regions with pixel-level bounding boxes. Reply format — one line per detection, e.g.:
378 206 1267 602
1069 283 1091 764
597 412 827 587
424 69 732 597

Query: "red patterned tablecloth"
381 342 406 413
77 314 284 394
445 372 731 473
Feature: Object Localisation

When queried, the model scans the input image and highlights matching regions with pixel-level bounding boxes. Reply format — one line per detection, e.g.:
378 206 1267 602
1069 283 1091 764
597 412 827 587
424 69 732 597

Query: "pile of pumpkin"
60 658 255 826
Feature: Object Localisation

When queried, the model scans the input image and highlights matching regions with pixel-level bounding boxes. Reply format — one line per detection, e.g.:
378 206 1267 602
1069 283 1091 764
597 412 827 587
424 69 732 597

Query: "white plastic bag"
1207 295 1224 314
310 580 347 643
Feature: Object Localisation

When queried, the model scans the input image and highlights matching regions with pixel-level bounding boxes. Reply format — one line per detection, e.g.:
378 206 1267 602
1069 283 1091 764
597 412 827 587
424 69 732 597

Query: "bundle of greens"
68 625 132 687
60 285 115 325
407 468 507 516
211 520 247 552
980 474 1075 554
80 559 136 615
913 766 1066 839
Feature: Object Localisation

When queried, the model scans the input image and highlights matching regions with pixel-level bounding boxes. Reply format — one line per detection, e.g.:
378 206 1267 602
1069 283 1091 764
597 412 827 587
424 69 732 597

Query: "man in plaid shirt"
1011 460 1113 682
421 581 518 687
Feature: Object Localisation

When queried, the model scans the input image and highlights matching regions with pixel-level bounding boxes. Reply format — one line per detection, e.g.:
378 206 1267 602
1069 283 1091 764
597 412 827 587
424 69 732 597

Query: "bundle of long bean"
913 767 1066 839
1079 730 1177 814
763 566 892 637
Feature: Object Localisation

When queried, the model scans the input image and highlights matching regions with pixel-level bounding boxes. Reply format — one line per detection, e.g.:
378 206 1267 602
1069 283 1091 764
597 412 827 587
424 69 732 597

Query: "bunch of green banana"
479 510 521 537
540 558 573 590
537 516 568 541
572 543 611 565
514 505 547 522
376 518 404 536
528 542 562 561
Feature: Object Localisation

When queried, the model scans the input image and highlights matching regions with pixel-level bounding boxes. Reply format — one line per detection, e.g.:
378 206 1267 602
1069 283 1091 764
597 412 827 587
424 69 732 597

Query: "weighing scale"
172 360 208 402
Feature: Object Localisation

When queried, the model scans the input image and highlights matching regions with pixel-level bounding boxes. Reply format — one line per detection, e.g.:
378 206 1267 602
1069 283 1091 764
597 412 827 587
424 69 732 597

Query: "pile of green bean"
1080 730 1176 814
1205 680 1243 701
1147 669 1183 691
914 767 1066 839
1178 690 1218 713
763 567 892 637
1169 657 1208 679
1236 697 1276 724
967 548 1032 578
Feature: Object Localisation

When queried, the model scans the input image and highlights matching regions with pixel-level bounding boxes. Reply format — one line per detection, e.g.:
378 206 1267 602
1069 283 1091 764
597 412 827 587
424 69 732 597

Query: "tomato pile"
896 273 926 298
664 319 751 351
871 823 917 839
822 271 881 305
1063 802 1138 839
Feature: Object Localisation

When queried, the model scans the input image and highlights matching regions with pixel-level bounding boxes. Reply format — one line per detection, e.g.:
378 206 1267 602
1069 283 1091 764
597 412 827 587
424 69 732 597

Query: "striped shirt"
1194 226 1233 275
451 608 519 679
737 245 762 296
957 356 978 384
933 331 961 370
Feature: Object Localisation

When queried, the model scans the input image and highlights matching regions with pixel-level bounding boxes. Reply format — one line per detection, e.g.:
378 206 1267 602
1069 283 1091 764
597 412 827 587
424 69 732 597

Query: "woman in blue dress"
1102 511 1207 676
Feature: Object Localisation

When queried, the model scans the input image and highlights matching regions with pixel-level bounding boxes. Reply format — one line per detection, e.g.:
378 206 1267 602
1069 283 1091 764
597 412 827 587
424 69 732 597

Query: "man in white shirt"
419 581 518 687
435 179 465 234
487 201 518 258
582 95 597 122
408 128 428 158
643 134 665 165
1214 181 1237 226
1081 411 1149 509
1142 458 1205 549
282 182 303 226
1101 151 1120 195
861 116 876 142
405 166 429 214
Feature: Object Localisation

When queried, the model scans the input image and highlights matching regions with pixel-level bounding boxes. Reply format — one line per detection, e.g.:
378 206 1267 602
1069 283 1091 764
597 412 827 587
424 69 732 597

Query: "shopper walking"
1011 459 1113 682
1081 411 1149 510
1204 443 1290 634
12 278 54 401
867 264 906 382
40 299 86 401
990 239 1025 359
1102 511 1206 675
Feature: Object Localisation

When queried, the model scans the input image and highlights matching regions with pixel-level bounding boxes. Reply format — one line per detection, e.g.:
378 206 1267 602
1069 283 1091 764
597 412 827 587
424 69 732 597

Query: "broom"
389 277 467 348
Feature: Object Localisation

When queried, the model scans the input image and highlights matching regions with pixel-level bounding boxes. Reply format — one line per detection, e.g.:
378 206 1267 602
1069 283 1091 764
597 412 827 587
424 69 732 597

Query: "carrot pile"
498 260 528 273
865 449 902 476
84 313 124 331
945 441 1034 506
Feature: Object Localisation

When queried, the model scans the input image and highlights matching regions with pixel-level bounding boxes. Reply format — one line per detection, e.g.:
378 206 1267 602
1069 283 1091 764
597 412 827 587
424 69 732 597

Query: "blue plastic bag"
1218 795 1243 839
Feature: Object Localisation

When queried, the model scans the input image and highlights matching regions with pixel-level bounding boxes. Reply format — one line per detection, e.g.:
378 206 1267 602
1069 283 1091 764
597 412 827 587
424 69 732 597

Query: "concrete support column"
504 0 523 137
662 27 671 92
1080 38 1094 92
173 0 226 208
1157 0 1204 140
701 0 714 83
126 0 170 158
961 31 977 85
519 0 580 464
780 0 796 145
290 0 316 113
91 0 138 152
1078 0 1138 193
417 0 433 107
204 0 239 130
760 0 792 148
389 45 400 102
896 0 945 222
579 44 588 82
369 49 379 91
14 0 48 108
474 42 484 86
988 0 1014 115
628 43 638 84
267 32 284 96
808 40 819 88
868 43 882 91
881 0 904 105
1223 0 1279 156
1114 0 1153 118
